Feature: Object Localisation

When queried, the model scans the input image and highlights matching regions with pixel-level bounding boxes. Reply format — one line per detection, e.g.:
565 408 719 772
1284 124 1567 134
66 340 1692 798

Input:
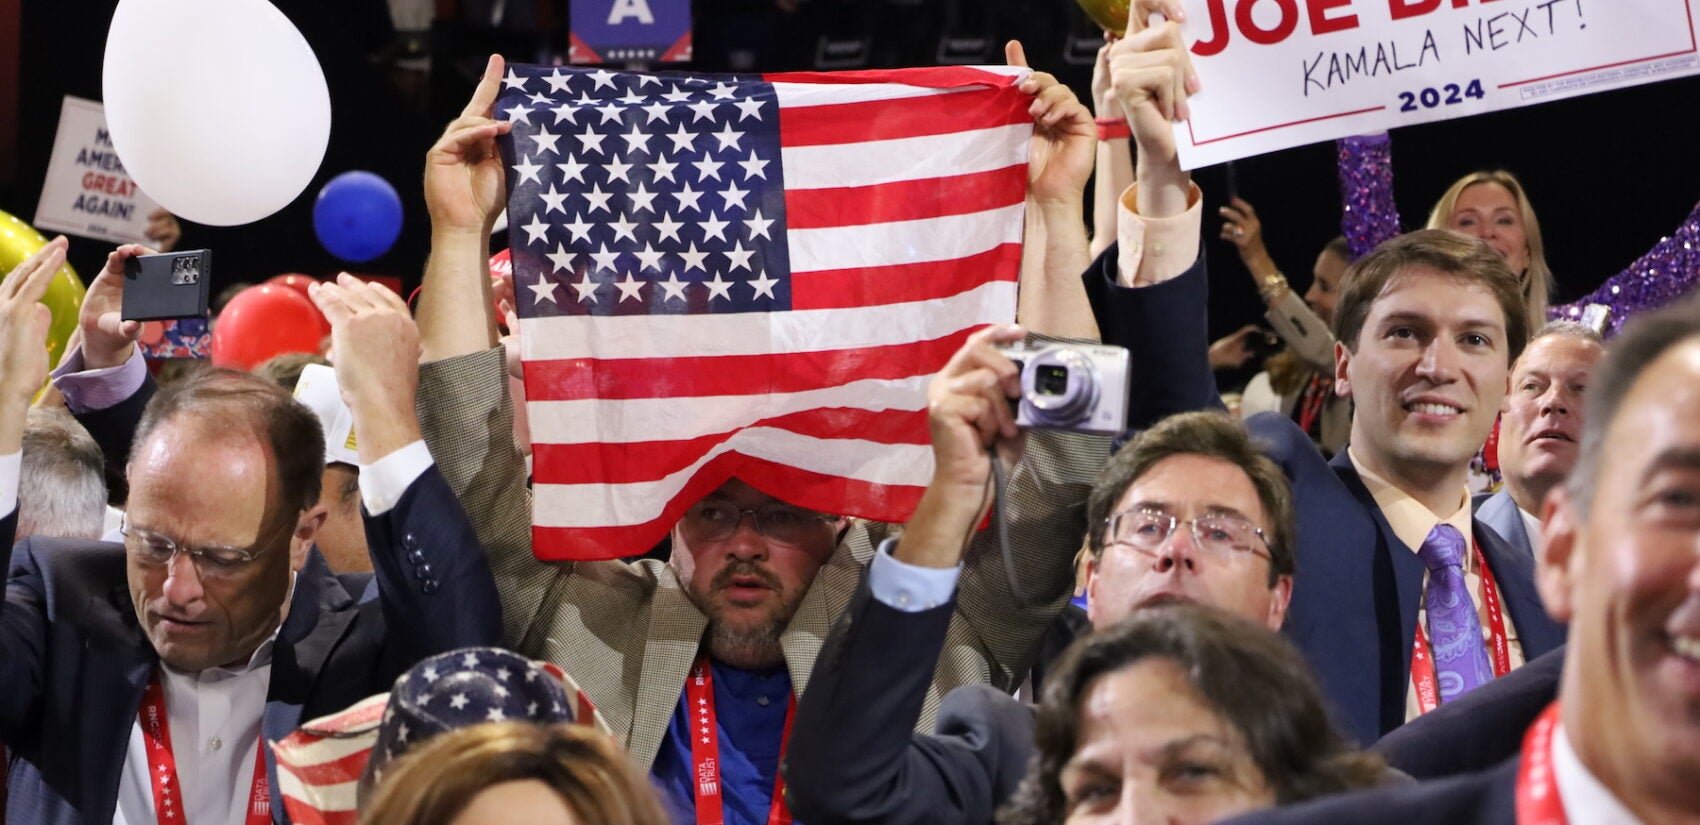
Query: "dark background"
4 0 1697 386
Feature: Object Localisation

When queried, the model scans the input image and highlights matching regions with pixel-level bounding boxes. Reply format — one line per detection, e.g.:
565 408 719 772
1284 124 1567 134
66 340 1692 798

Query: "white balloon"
102 0 331 227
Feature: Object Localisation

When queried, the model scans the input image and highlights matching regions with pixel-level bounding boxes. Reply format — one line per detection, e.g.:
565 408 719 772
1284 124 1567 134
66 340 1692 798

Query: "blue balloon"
313 171 403 263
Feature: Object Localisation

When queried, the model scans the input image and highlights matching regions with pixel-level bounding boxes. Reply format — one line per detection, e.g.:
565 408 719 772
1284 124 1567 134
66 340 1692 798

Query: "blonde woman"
362 722 668 825
1426 170 1554 334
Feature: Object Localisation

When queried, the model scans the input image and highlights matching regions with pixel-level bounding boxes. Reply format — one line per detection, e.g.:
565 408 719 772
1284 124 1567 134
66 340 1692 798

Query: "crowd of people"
1 1 1698 823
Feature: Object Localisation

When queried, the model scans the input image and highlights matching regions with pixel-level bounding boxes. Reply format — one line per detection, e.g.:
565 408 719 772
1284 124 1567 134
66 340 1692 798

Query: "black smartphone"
123 250 212 321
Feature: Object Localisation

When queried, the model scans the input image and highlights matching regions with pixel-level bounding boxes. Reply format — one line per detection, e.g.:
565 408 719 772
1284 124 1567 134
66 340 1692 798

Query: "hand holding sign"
1172 0 1700 168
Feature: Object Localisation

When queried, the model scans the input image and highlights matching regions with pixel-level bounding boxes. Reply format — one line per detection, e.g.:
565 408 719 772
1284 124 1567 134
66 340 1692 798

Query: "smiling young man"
1480 321 1606 558
1071 6 1564 747
1227 293 1700 825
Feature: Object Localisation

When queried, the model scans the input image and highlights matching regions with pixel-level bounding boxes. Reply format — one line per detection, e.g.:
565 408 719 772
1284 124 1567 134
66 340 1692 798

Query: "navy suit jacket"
786 583 1035 825
1084 247 1566 746
0 375 502 824
1374 645 1564 780
1223 757 1518 825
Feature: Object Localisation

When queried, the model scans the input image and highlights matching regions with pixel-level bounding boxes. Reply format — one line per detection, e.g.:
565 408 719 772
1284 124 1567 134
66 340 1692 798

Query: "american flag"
498 64 1033 561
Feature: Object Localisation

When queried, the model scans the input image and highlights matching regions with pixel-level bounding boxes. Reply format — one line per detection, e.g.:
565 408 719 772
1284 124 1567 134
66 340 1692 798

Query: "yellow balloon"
0 210 87 369
1076 0 1131 35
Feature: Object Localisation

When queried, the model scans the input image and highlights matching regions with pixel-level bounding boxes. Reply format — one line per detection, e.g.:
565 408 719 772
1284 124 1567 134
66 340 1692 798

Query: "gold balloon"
0 210 87 369
1076 0 1131 35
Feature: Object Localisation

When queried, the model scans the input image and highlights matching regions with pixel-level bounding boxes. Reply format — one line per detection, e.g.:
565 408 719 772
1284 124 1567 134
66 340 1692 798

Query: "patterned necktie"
1418 524 1495 702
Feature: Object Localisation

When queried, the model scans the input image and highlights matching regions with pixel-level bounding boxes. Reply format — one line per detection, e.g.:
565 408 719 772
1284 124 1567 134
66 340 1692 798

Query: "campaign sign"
569 0 692 64
1173 0 1700 168
34 96 163 244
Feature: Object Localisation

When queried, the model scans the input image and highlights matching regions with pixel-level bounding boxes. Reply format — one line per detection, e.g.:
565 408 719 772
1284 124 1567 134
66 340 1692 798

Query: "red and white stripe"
520 66 1031 560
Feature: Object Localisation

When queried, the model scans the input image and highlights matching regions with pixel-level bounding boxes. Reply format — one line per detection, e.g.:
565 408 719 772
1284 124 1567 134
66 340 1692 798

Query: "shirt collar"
1347 447 1473 556
1553 722 1643 825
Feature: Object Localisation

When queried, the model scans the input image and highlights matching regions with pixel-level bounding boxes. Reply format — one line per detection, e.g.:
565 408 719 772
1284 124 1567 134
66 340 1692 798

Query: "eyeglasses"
120 515 295 580
1104 508 1272 562
680 501 837 546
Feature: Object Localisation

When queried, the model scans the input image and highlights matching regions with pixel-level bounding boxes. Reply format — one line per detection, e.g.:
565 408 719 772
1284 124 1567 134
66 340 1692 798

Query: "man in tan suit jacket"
410 54 1108 813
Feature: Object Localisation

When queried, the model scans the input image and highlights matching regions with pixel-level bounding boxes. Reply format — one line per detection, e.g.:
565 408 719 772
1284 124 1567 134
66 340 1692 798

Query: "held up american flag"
497 64 1034 561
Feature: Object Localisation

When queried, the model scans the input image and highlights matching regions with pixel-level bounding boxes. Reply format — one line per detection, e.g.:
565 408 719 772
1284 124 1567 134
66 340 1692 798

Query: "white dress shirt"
1553 722 1642 825
866 537 961 612
1520 506 1544 558
113 641 275 825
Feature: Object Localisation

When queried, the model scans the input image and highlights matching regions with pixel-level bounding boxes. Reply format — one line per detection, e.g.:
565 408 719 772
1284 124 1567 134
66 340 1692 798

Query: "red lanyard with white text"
1516 703 1568 825
1295 376 1330 437
686 655 797 825
139 672 272 825
1411 543 1512 714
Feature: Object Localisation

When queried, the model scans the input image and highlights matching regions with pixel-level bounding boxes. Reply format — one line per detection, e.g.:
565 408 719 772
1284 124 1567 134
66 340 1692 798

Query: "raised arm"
1010 41 1099 340
1082 3 1223 428
1217 197 1336 371
310 275 504 665
1090 40 1134 260
786 324 1085 825
412 55 555 647
0 237 66 728
47 243 160 476
418 54 510 363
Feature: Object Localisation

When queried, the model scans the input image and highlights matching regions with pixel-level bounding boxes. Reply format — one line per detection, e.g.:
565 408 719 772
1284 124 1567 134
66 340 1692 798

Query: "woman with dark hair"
361 722 668 825
999 603 1387 825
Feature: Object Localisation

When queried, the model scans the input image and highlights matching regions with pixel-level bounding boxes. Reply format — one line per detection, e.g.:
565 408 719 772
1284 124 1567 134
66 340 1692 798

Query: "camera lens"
1021 347 1100 427
1037 365 1069 396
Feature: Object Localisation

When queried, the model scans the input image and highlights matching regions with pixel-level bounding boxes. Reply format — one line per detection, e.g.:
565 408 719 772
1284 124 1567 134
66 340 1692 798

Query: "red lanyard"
1411 543 1512 715
140 672 272 825
1516 703 1568 825
1295 375 1330 436
686 655 797 825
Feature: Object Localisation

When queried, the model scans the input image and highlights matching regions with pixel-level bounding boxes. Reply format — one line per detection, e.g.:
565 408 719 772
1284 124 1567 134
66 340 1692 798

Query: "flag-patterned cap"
363 646 599 785
270 647 605 825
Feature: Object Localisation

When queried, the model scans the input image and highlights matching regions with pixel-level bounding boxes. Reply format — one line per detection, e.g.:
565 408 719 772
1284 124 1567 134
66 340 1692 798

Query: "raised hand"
1107 0 1197 219
0 238 66 449
309 275 423 463
1009 41 1096 208
424 55 514 237
926 325 1028 492
79 243 161 369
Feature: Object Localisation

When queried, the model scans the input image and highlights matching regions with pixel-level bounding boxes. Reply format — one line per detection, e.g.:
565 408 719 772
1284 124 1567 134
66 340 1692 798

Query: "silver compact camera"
997 342 1130 436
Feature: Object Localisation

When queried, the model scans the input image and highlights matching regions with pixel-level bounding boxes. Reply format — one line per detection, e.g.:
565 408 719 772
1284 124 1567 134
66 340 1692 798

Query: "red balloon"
265 273 329 335
211 284 326 370
266 273 318 296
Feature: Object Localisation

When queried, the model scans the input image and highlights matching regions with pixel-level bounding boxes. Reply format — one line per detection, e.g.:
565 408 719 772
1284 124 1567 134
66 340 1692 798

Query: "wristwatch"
1258 271 1290 302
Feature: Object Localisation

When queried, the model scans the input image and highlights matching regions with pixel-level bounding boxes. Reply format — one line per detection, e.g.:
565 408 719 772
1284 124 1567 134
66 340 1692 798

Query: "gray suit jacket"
416 348 1107 770
1475 489 1534 560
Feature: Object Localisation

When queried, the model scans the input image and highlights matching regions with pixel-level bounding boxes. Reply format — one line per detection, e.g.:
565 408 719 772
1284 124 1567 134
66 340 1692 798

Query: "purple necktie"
1418 524 1495 702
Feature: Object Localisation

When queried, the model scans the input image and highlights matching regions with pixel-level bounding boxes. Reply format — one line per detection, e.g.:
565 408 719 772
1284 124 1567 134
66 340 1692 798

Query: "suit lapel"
1475 522 1566 659
628 569 708 771
263 548 359 817
88 587 159 825
782 522 874 699
1476 490 1532 559
1329 451 1427 666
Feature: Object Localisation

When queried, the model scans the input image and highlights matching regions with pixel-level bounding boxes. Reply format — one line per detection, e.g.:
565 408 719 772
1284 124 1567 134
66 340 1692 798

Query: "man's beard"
697 559 795 669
